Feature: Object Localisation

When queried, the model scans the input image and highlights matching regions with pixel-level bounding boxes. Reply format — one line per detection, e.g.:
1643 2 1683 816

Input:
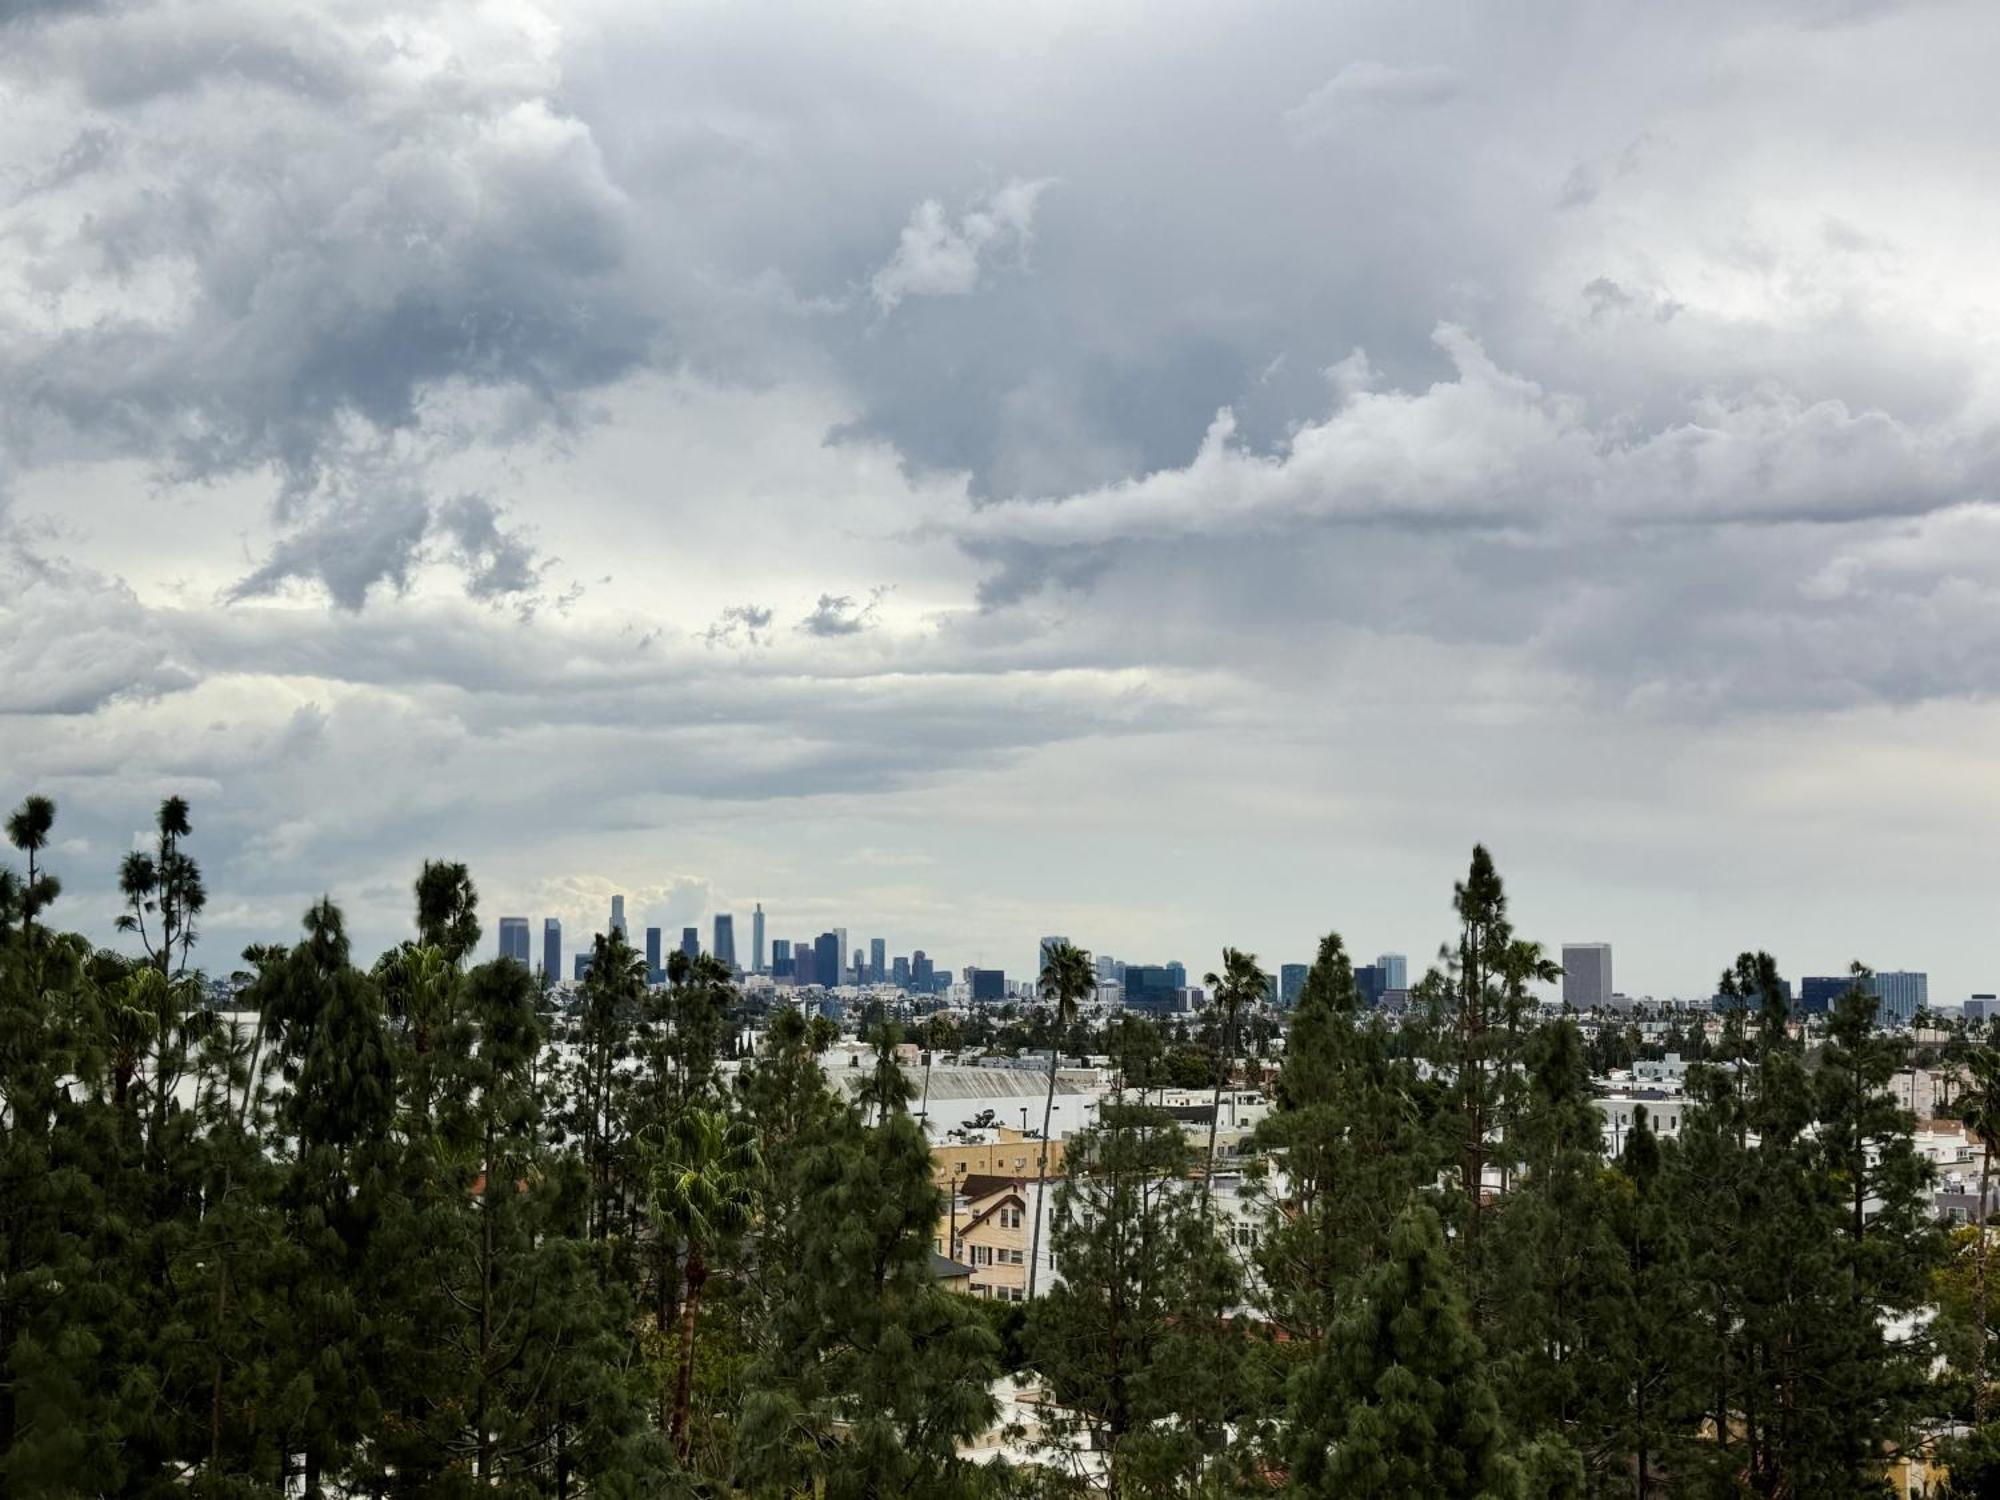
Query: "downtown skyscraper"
752 902 766 973
498 917 530 966
714 913 737 969
1562 944 1613 1009
542 918 561 989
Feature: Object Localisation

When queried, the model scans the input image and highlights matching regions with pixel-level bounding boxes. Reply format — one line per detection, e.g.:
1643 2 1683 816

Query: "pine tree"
1025 1111 1244 1499
560 929 646 1241
1609 1106 1700 1500
739 1101 1000 1499
1482 1020 1629 1490
249 899 397 1496
1289 1200 1523 1499
1951 1043 2000 1421
1253 932 1442 1343
1449 845 1512 1255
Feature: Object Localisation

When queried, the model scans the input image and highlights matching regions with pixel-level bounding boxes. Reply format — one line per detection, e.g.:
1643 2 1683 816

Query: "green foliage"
1025 1111 1245 1498
1290 1201 1523 1499
0 802 1972 1500
1253 931 1443 1342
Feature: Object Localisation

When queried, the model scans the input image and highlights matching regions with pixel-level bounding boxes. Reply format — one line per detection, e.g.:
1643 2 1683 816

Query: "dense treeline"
1 794 1996 1496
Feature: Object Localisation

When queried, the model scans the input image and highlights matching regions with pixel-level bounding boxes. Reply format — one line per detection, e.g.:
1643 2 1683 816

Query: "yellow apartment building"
931 1130 1065 1188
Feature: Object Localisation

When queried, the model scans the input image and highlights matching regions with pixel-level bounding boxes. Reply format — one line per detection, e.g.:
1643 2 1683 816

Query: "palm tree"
651 1106 760 1460
5 794 59 948
919 1013 959 1125
1201 947 1269 1204
1501 938 1562 1020
1029 941 1096 1299
1956 1046 2000 1422
116 796 207 975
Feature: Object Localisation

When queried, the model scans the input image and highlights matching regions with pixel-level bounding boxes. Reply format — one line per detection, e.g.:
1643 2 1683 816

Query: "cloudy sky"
4 0 1999 999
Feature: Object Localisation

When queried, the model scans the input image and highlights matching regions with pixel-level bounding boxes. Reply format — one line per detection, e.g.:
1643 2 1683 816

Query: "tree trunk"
211 1255 229 1465
671 1250 707 1461
478 1154 494 1484
1635 1378 1647 1500
1202 1064 1223 1209
1980 1141 1993 1423
1028 1046 1058 1299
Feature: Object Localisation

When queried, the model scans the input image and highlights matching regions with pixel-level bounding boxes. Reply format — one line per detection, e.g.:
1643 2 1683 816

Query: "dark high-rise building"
1801 976 1851 1015
573 952 593 981
1355 965 1387 1008
869 937 886 984
714 913 737 969
542 919 561 989
646 926 663 985
681 927 700 962
892 955 911 988
912 950 934 991
1165 961 1187 991
1125 965 1178 1013
610 896 626 938
1280 963 1308 1008
970 968 1005 1003
814 932 842 990
793 941 816 987
498 917 530 966
772 938 793 978
752 903 766 973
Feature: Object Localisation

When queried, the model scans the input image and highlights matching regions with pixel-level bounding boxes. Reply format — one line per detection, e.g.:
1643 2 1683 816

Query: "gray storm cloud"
2 0 1999 994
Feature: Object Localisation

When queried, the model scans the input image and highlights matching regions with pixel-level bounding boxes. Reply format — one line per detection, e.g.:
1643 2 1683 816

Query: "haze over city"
5 0 2000 1000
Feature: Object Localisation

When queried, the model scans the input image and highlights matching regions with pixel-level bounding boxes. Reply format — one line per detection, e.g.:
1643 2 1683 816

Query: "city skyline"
479 882 1977 1007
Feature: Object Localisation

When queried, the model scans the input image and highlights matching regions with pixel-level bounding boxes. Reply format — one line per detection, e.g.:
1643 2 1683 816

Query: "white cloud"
1286 60 1461 140
869 178 1051 311
957 324 1993 549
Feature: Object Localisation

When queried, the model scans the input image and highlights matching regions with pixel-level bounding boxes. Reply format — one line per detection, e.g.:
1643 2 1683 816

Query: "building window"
1000 1207 1022 1229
